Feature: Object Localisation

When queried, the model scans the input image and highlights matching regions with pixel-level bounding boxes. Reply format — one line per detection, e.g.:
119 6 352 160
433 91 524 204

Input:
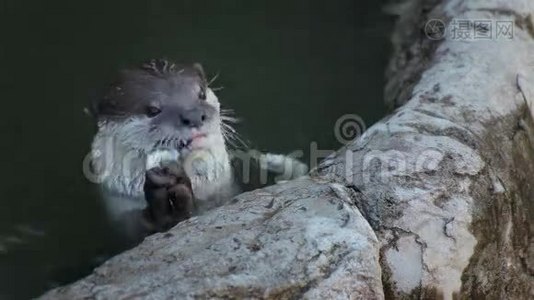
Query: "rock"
41 179 383 299
320 0 534 298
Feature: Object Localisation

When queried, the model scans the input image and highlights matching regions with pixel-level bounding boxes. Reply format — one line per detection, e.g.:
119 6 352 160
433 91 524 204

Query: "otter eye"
199 89 206 100
146 106 162 117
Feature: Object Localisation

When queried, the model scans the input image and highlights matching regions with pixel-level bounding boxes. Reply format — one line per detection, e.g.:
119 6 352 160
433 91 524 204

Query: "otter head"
92 59 226 157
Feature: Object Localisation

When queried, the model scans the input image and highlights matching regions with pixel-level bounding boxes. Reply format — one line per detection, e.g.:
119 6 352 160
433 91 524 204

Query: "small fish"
146 148 180 170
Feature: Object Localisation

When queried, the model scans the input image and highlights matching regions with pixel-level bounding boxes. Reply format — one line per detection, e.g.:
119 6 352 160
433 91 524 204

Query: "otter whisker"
220 122 248 149
220 109 239 124
207 72 220 87
221 116 239 124
221 122 238 133
220 108 233 115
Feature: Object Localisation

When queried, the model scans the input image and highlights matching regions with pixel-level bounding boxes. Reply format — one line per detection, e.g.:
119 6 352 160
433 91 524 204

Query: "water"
0 1 392 298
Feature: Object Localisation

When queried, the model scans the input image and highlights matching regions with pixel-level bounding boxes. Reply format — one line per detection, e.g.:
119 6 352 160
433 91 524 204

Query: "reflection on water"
0 0 392 298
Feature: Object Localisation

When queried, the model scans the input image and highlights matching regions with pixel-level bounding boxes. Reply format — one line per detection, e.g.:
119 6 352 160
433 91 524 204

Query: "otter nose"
180 108 207 128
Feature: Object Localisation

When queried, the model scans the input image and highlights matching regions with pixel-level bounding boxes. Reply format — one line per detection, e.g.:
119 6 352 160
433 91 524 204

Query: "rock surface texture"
42 0 534 299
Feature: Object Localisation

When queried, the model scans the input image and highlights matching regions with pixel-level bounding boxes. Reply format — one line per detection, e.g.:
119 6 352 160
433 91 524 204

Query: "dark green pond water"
0 1 392 298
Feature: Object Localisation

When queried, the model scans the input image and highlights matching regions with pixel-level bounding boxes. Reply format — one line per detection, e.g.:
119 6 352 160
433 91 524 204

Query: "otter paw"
143 163 194 232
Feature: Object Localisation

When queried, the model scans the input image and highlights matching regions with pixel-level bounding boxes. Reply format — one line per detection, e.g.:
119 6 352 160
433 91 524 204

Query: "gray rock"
41 179 383 299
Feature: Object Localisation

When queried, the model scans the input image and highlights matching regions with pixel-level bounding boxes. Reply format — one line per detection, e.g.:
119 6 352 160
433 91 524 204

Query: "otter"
89 59 307 235
90 59 235 234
